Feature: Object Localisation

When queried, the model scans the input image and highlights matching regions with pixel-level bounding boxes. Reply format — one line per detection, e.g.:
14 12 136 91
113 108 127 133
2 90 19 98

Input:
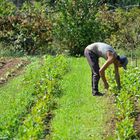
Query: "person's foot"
93 92 104 96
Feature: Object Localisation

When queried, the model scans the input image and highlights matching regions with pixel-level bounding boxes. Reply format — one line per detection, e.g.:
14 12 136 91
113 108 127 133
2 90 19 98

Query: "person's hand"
99 70 102 77
104 82 109 90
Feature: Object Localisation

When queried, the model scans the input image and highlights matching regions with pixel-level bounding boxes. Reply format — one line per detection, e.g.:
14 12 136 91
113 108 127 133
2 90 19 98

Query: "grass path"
49 57 114 140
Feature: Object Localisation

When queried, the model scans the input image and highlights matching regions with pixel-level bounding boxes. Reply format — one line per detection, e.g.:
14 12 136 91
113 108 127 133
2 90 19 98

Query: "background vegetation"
1 1 140 139
0 0 140 57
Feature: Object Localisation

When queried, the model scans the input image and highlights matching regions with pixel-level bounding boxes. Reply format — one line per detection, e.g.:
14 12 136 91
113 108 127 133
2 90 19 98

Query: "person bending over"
84 42 128 96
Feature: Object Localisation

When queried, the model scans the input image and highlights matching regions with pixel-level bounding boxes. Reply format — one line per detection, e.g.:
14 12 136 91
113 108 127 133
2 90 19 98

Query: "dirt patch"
0 57 29 84
134 100 140 138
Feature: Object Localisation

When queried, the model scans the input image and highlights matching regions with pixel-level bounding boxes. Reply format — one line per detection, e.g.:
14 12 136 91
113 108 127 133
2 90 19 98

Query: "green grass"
0 57 39 138
0 56 39 116
0 77 28 114
0 75 34 137
49 57 114 140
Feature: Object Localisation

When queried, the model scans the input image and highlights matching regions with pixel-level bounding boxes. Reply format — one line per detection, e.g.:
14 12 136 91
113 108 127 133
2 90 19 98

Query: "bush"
96 6 140 53
0 1 52 55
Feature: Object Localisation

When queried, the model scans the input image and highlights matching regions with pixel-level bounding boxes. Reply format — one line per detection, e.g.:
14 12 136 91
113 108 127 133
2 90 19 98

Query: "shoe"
93 92 104 96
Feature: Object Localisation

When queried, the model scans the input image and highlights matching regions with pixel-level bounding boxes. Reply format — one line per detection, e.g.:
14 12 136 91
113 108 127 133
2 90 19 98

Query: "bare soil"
0 57 29 84
134 101 140 138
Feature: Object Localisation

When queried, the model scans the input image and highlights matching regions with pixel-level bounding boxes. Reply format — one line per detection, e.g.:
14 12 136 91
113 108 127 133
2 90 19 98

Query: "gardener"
84 42 128 96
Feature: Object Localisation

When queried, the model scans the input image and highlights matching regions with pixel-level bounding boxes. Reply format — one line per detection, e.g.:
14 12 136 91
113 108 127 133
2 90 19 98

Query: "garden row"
0 55 69 139
107 67 140 139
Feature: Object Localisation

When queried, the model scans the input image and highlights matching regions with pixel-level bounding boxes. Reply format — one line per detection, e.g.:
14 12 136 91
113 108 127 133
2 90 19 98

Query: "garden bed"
0 57 29 84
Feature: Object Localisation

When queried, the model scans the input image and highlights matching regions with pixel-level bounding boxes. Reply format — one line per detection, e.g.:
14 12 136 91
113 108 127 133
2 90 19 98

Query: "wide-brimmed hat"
119 56 128 70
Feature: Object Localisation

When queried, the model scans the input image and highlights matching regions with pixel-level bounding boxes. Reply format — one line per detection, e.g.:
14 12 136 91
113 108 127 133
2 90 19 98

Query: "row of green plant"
0 55 69 139
107 67 140 139
16 55 69 139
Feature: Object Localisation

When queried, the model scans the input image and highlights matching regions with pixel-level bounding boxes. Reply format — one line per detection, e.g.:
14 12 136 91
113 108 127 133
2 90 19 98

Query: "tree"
96 6 140 55
53 0 101 55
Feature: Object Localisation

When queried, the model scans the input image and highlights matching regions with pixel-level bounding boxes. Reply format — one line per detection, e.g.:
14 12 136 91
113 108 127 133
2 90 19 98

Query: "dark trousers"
84 48 100 94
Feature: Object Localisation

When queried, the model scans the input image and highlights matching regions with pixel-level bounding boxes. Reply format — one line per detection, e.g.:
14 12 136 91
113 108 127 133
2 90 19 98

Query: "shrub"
0 1 52 55
96 6 140 53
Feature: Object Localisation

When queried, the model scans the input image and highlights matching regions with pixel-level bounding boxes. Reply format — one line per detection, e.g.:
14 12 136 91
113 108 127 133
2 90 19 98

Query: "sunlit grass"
49 57 114 140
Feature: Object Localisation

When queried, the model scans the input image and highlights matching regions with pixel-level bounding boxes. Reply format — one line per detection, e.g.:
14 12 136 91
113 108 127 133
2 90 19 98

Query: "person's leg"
84 48 100 95
92 66 100 95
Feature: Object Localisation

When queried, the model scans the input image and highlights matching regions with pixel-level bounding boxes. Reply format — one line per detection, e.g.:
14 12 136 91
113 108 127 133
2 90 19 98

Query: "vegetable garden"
0 0 140 140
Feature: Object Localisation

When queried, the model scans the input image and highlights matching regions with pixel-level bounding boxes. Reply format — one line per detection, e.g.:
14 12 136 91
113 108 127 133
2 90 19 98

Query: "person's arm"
114 63 121 89
99 51 115 89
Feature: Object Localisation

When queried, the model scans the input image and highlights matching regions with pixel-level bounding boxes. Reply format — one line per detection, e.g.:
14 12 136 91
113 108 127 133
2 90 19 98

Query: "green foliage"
0 0 16 16
96 6 140 53
107 66 140 139
53 0 100 55
52 2 140 55
16 55 69 139
116 117 136 140
0 74 34 139
0 55 69 139
0 1 52 55
16 95 50 139
1 1 140 56
106 0 140 7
